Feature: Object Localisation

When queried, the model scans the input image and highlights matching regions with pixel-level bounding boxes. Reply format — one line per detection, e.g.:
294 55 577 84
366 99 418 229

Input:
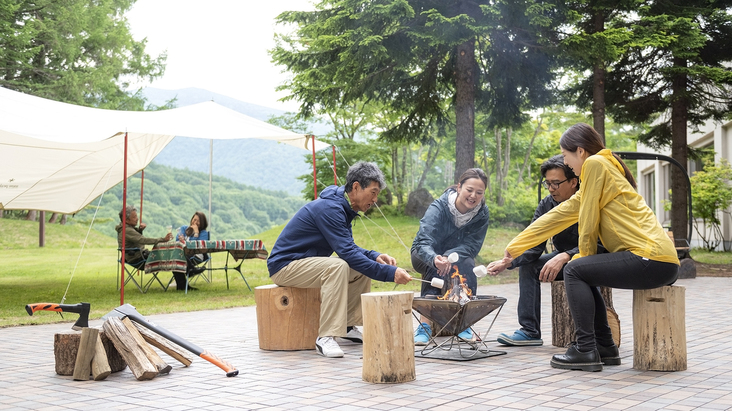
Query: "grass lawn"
0 216 520 328
2 216 729 328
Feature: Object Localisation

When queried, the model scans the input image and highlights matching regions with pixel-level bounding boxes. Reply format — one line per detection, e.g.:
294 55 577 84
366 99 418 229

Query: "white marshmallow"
430 277 445 289
447 252 459 263
473 265 488 278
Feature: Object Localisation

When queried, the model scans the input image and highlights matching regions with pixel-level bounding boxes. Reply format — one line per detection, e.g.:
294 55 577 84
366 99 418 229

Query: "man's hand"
538 252 570 282
485 259 509 276
434 255 451 276
376 253 397 266
139 223 147 230
163 232 173 242
393 268 411 284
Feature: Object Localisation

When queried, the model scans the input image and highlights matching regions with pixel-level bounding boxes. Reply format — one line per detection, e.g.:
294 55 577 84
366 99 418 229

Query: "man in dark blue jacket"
267 162 411 358
486 155 581 346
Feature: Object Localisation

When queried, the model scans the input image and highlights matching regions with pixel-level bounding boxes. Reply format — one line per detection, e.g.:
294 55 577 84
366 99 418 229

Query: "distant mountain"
143 87 287 122
142 87 330 197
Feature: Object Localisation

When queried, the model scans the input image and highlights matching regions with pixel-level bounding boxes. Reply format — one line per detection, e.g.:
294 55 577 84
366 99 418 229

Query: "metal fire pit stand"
412 296 507 361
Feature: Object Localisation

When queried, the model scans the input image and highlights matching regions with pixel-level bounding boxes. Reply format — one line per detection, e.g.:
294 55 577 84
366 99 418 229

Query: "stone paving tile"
1 278 731 410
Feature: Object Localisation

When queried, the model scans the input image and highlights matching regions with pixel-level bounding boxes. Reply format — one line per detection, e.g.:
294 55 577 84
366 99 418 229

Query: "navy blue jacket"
411 189 490 266
266 185 396 282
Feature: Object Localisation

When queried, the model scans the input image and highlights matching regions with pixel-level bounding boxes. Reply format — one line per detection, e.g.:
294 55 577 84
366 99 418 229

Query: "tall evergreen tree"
0 0 166 109
560 0 637 141
271 0 559 182
604 1 732 240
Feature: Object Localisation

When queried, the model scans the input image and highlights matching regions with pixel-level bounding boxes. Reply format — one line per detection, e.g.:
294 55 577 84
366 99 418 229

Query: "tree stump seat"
551 281 619 348
254 285 321 350
633 285 687 371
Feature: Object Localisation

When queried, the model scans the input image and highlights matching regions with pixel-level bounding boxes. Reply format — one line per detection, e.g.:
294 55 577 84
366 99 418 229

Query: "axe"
25 302 90 331
102 304 238 377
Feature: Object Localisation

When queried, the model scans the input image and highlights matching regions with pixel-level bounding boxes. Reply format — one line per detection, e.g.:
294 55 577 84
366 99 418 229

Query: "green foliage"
0 0 166 109
486 184 538 227
604 2 732 148
690 159 732 251
272 0 561 179
299 138 391 201
69 162 306 240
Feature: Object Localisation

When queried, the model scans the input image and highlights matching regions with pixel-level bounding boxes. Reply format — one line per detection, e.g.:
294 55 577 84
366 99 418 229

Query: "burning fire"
438 265 473 306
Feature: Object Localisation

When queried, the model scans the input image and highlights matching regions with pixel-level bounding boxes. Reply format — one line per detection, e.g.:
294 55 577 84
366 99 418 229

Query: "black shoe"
550 344 603 372
188 266 206 275
597 343 621 365
177 285 198 291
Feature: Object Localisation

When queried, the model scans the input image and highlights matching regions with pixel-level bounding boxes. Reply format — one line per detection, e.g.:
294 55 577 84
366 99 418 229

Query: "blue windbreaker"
267 185 396 282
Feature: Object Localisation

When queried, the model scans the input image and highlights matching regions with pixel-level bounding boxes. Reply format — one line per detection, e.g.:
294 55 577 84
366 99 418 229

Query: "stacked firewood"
55 317 194 381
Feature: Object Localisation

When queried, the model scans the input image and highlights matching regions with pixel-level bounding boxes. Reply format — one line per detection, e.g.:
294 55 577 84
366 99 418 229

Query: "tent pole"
139 170 144 224
208 139 213 276
312 135 317 198
332 145 336 185
121 132 128 306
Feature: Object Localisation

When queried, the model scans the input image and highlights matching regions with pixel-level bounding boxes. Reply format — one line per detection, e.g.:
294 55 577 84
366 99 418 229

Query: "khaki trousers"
271 256 371 338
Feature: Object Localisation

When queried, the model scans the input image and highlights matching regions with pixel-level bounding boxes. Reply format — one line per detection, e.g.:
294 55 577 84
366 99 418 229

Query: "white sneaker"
315 337 344 358
340 326 363 344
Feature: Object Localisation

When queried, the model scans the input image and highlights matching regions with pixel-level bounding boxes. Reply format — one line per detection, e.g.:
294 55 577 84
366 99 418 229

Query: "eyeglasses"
541 179 568 190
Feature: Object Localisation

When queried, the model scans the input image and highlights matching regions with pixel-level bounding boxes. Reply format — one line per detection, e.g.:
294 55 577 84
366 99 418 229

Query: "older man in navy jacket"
267 161 411 358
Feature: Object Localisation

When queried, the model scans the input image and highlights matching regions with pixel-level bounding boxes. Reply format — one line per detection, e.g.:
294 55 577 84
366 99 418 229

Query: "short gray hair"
345 161 386 193
119 205 137 222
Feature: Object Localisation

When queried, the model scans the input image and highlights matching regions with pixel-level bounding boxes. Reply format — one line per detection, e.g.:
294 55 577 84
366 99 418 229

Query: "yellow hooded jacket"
506 149 679 265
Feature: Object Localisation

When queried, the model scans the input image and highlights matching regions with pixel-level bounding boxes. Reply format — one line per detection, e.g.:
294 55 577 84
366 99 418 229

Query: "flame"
438 265 472 300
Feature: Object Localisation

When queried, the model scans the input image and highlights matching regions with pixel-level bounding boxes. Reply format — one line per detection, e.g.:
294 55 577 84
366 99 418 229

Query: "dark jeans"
564 251 678 351
411 249 477 297
517 251 564 339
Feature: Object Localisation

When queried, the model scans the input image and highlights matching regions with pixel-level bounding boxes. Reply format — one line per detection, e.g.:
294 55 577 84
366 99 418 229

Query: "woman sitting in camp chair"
172 211 210 291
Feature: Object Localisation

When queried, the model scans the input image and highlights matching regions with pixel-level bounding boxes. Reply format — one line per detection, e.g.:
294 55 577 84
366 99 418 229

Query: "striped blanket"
144 241 187 273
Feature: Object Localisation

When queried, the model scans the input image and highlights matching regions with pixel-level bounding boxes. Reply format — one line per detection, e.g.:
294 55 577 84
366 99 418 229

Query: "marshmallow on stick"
447 252 459 263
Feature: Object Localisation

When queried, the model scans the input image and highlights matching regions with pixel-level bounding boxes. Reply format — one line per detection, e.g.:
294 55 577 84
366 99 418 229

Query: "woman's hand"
434 255 451 276
190 222 199 236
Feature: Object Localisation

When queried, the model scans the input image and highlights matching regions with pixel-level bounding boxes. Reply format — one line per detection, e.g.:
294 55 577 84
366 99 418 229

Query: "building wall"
636 119 732 250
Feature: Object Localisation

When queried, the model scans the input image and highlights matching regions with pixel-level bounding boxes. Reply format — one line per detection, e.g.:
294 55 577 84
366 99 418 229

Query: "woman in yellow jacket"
494 123 679 372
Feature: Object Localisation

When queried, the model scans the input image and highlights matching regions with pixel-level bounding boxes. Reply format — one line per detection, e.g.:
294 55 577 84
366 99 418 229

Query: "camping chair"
116 248 167 293
167 253 211 293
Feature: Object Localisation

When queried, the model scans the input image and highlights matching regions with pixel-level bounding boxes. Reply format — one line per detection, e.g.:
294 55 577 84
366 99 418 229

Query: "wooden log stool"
254 284 321 350
361 291 415 384
633 285 687 371
551 281 620 348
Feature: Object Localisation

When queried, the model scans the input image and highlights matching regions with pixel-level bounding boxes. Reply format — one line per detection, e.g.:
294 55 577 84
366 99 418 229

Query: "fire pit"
412 295 507 361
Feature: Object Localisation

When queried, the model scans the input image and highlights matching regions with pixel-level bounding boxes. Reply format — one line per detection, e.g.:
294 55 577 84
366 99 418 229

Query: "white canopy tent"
0 86 330 214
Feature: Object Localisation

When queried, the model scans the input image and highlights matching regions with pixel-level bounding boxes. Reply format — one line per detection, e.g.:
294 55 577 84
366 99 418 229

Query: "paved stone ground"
1 277 730 411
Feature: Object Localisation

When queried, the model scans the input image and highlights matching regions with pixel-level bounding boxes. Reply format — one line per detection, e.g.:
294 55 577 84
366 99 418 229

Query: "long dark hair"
185 211 208 237
448 168 488 194
559 123 637 189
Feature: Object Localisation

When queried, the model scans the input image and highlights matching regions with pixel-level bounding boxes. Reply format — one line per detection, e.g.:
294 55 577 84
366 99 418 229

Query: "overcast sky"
126 0 315 112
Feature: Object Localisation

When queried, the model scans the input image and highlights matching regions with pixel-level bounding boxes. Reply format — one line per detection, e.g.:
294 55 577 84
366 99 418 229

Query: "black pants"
563 251 678 351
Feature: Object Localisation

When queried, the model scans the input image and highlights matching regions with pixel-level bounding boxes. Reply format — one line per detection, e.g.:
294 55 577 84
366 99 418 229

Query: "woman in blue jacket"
411 168 490 343
173 211 210 291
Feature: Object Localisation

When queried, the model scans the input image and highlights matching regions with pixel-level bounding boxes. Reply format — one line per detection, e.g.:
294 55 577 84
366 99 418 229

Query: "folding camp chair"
116 248 167 293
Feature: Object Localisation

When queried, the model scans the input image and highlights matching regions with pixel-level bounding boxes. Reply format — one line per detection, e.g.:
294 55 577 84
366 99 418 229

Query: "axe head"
24 302 90 331
101 303 142 321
